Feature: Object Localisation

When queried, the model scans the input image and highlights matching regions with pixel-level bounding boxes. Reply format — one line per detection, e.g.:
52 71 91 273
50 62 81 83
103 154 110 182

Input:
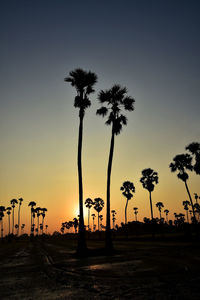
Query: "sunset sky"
0 0 200 234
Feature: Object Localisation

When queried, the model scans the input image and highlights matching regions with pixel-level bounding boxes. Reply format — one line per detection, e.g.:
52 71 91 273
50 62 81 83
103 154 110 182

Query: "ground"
0 237 200 299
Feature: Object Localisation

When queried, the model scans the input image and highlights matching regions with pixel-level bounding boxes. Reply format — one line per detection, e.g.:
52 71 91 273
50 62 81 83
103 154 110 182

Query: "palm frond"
96 107 108 117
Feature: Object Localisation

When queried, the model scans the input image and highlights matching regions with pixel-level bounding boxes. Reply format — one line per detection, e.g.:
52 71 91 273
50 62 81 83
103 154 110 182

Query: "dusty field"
0 237 200 299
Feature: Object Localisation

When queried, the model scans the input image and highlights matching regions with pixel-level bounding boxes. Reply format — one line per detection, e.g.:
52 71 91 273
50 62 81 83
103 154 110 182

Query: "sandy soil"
0 238 200 299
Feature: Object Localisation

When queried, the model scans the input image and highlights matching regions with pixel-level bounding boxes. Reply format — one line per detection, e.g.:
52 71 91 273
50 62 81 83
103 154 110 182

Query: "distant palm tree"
133 207 138 221
164 209 169 223
186 142 200 175
194 193 199 203
17 197 23 236
73 218 79 233
111 210 117 229
0 206 6 238
93 198 104 231
120 181 135 224
140 168 158 220
156 202 164 220
10 199 18 234
41 208 47 234
182 200 190 223
65 68 97 255
91 213 96 231
99 215 103 230
45 224 48 234
28 201 36 235
97 84 135 250
85 198 93 230
35 207 41 235
6 207 12 235
169 154 196 223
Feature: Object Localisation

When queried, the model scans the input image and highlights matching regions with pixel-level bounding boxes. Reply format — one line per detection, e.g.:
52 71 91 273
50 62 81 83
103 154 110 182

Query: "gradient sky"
0 0 200 234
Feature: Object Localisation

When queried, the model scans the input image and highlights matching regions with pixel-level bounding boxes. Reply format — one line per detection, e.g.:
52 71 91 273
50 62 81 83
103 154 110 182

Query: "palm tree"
65 68 97 254
10 199 18 234
156 202 164 220
182 200 190 223
186 142 200 175
164 209 169 223
97 84 135 250
91 213 96 231
0 206 6 238
35 207 41 235
194 193 199 203
140 168 158 220
45 224 48 234
99 215 103 230
6 207 12 235
41 208 47 234
93 198 104 231
28 201 36 235
120 181 135 224
169 154 196 223
133 207 138 221
73 218 79 233
17 197 23 236
85 198 93 230
111 210 117 229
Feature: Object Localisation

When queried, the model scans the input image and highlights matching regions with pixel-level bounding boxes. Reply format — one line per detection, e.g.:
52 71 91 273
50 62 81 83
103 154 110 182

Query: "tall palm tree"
6 207 12 235
164 209 169 223
17 197 23 236
140 168 158 220
91 213 96 231
97 84 135 250
156 202 164 220
65 68 97 254
10 199 18 234
120 181 135 224
28 201 36 235
133 207 138 221
93 198 104 231
182 200 190 223
169 154 196 223
41 208 47 234
111 210 117 229
85 198 93 230
0 206 6 238
186 142 200 175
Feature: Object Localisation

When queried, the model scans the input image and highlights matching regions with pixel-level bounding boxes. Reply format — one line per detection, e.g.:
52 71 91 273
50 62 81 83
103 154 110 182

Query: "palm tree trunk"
184 181 197 223
30 211 32 235
105 127 115 251
37 217 39 235
77 109 87 254
135 213 137 222
88 208 90 230
18 204 20 236
159 211 161 220
42 217 44 234
125 200 128 224
8 215 10 235
12 207 14 234
149 192 154 220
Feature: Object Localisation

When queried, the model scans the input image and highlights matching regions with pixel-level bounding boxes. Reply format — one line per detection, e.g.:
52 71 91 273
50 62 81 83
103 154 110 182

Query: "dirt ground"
0 237 200 299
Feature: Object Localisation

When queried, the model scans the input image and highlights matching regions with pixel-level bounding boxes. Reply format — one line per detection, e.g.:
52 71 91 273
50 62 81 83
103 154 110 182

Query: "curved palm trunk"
184 181 197 223
149 192 154 220
125 200 128 224
105 128 115 251
77 109 87 254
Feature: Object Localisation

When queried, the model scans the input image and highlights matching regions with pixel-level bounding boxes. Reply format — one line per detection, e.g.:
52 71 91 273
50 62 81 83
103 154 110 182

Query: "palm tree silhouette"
91 213 96 232
186 142 200 175
164 209 169 223
10 199 18 234
194 193 199 203
65 68 97 254
133 207 138 221
93 198 104 231
182 200 190 223
73 217 79 233
28 201 36 235
140 168 158 220
99 215 103 230
97 84 135 250
17 197 23 236
35 207 41 235
45 224 48 234
156 202 164 220
84 198 93 230
6 207 12 235
111 210 117 229
0 206 6 238
41 208 47 234
120 181 135 224
169 154 196 223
